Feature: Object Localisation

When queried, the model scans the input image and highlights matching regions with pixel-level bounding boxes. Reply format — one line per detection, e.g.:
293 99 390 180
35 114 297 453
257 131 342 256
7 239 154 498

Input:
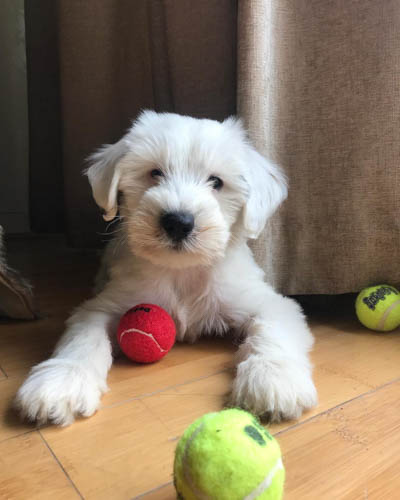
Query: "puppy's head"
86 111 287 268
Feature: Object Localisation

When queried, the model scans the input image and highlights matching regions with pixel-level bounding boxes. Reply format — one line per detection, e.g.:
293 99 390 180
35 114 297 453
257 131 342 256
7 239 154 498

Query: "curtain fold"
25 0 64 233
239 0 400 294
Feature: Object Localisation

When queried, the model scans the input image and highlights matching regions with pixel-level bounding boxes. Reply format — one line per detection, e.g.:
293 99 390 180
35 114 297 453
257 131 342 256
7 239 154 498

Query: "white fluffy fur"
15 111 317 426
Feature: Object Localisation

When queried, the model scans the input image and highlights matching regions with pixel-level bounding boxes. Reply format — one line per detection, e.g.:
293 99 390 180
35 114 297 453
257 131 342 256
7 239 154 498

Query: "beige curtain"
26 1 400 295
239 0 400 295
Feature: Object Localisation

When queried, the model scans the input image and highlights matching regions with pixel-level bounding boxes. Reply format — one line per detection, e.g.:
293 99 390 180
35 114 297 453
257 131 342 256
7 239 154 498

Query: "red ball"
117 304 176 363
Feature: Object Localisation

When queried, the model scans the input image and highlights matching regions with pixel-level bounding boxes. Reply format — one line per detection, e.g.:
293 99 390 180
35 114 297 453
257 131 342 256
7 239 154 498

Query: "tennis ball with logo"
355 285 400 332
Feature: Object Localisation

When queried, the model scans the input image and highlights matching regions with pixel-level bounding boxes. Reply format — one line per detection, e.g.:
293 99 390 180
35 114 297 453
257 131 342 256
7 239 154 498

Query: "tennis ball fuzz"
174 408 285 500
356 285 400 332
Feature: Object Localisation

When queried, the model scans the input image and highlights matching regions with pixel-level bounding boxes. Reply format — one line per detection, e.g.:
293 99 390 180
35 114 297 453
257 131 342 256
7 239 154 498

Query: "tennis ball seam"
119 327 167 353
243 457 284 500
376 298 400 330
182 421 209 500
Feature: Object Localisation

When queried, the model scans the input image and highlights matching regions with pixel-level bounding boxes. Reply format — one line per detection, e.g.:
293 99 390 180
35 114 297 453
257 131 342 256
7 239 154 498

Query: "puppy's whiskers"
196 226 218 234
97 215 125 239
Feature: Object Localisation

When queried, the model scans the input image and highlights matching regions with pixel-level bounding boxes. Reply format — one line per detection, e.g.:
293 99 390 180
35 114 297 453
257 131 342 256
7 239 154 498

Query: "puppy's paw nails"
15 359 105 426
230 354 317 422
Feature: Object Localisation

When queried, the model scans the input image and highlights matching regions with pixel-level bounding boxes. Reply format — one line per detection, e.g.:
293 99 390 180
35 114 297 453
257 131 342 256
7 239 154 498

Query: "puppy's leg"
15 300 119 426
230 291 317 421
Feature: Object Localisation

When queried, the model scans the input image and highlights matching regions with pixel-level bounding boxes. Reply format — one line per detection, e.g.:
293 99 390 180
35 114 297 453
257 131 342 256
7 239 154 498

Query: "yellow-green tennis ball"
173 408 285 500
355 285 400 332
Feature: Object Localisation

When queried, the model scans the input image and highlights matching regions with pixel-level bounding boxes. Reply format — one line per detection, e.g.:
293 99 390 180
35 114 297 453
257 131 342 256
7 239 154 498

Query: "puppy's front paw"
15 359 107 426
230 354 317 422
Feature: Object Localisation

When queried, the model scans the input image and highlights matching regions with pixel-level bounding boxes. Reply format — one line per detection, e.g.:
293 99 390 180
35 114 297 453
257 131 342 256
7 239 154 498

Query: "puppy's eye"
150 168 164 179
208 175 223 190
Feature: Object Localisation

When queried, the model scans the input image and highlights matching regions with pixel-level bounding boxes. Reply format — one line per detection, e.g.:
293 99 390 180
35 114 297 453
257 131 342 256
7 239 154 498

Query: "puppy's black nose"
160 211 194 242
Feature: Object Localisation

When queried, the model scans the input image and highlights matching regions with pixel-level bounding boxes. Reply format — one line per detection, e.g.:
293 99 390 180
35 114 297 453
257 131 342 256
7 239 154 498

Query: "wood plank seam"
0 428 36 445
102 368 231 411
275 375 400 438
132 480 173 500
38 429 84 500
0 367 230 446
0 365 8 378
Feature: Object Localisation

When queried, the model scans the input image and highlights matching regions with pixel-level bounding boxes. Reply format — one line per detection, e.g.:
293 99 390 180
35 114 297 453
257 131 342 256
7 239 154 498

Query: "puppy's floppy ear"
85 137 130 221
243 146 288 239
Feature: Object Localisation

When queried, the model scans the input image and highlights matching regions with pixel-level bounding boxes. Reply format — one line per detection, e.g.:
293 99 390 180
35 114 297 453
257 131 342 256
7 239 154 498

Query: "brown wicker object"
0 227 35 320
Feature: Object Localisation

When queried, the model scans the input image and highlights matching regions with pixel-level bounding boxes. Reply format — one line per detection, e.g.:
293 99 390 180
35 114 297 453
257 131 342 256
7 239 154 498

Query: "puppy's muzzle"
160 211 194 243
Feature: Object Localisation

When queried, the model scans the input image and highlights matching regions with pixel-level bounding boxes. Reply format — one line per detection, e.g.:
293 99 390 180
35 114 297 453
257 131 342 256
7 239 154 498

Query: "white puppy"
15 111 317 426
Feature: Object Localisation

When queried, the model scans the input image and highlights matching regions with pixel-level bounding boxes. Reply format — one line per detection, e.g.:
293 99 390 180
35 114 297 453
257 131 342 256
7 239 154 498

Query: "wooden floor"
1 236 400 499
